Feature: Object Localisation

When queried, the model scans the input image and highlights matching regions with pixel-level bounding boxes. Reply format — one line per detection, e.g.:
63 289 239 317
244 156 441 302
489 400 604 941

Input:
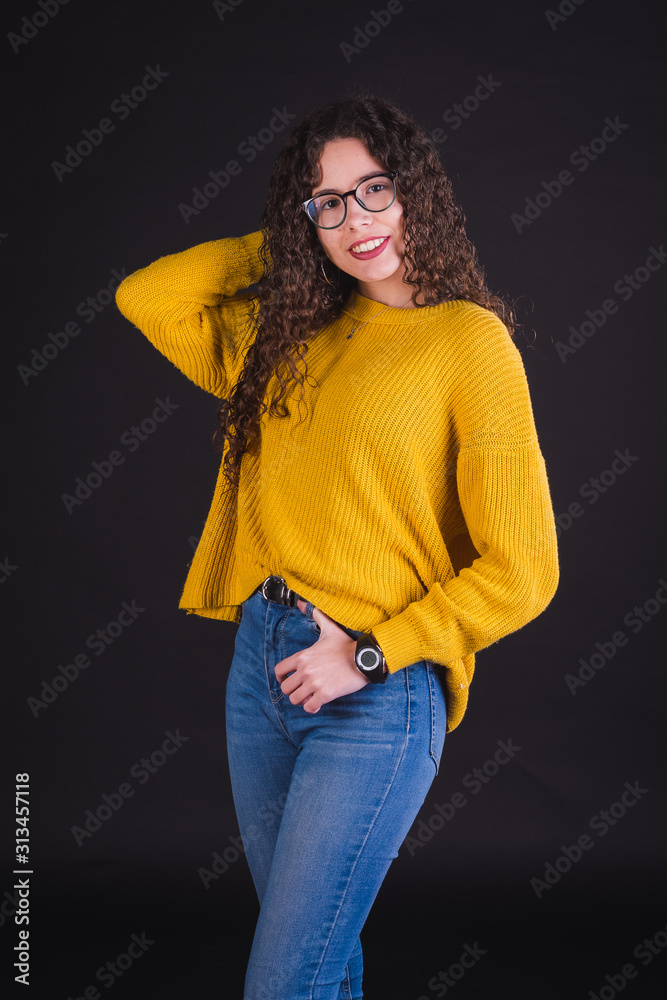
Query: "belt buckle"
260 575 287 603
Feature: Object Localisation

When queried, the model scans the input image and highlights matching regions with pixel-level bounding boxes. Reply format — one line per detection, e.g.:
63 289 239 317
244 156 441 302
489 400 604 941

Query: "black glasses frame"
301 171 398 229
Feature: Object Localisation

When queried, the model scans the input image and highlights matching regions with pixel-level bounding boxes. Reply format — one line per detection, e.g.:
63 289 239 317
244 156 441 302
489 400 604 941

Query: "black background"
3 0 666 997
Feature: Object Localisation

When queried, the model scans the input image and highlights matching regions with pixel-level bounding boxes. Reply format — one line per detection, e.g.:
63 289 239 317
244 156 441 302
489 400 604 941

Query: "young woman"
116 94 559 1000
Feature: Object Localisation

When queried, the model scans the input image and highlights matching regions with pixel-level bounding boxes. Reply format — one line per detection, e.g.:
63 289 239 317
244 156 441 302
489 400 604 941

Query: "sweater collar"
343 288 462 325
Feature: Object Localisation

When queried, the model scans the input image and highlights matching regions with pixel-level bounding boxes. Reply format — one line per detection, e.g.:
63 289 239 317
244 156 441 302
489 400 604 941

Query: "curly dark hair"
213 92 517 490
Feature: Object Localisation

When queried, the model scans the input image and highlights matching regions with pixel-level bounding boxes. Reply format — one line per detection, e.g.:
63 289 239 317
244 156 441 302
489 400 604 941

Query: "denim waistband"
250 578 365 641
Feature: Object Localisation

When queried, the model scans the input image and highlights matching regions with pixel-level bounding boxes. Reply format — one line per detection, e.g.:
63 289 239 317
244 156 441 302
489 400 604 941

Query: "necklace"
347 293 415 339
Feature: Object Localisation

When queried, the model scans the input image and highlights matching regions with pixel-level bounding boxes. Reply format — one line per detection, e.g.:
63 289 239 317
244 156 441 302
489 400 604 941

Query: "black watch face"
358 646 380 671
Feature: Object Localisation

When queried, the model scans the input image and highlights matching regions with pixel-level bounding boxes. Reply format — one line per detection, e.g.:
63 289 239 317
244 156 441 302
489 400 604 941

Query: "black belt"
257 575 305 608
256 575 359 640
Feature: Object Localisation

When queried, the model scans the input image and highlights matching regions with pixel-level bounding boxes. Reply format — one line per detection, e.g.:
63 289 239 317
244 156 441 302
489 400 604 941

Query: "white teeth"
351 237 386 253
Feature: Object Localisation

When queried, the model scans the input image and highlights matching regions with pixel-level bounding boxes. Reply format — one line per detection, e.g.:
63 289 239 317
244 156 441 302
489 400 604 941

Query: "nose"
344 194 373 229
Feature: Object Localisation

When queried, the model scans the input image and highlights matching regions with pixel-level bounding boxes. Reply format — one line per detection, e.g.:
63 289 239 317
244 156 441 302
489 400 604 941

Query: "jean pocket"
425 661 447 775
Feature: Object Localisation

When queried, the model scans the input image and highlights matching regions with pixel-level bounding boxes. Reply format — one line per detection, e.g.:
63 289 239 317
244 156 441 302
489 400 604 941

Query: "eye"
363 181 388 197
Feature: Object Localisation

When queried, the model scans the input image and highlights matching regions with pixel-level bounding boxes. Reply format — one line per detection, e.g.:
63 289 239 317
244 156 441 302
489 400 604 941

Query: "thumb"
312 606 354 638
311 605 334 629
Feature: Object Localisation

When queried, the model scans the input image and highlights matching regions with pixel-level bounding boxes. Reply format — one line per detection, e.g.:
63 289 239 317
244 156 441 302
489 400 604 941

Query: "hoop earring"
319 257 340 287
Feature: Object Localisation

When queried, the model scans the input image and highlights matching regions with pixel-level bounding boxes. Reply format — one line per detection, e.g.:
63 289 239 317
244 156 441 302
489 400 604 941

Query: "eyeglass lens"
308 176 395 229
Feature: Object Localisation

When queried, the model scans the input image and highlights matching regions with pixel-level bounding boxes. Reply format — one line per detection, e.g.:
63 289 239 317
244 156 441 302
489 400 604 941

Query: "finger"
274 655 298 683
288 680 314 707
283 668 316 706
278 671 301 697
301 689 321 713
312 607 356 642
311 605 335 627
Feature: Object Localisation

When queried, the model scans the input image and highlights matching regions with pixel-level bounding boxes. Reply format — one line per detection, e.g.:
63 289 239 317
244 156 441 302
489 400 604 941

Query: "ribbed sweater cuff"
371 610 424 674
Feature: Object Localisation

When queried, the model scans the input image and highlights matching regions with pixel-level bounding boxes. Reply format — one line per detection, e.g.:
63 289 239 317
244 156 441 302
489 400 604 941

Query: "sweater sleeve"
371 309 560 673
115 230 266 396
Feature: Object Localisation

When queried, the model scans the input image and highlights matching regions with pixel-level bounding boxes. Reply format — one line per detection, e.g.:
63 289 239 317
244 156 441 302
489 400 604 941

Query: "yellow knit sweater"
115 230 559 731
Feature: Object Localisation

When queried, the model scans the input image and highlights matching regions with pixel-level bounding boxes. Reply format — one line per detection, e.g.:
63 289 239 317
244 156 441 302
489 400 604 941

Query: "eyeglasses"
301 171 398 229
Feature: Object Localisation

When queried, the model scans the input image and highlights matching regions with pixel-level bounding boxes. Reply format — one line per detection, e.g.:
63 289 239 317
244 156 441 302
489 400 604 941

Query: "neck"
356 275 423 309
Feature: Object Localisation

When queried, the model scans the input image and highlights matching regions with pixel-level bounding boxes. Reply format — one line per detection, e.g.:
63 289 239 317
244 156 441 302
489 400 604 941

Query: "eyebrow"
311 171 385 198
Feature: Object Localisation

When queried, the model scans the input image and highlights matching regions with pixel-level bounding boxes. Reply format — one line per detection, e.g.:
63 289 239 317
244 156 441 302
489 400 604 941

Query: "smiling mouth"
347 236 390 258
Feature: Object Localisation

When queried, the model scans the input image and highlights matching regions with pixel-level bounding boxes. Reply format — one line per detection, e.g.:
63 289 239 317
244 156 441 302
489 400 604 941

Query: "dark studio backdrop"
3 0 666 997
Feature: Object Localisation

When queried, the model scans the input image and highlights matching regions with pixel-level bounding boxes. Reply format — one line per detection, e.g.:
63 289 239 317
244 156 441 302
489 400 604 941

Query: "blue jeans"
225 585 448 1000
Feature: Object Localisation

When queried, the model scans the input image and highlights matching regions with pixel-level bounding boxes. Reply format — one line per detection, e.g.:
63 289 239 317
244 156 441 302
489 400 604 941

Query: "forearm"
115 230 267 394
372 443 560 672
115 230 265 331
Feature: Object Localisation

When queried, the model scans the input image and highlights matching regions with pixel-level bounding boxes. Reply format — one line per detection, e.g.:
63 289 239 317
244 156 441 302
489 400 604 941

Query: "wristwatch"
354 633 387 684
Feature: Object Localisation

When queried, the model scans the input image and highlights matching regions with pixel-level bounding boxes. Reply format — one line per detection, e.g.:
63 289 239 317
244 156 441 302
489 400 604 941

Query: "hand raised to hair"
274 600 369 713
